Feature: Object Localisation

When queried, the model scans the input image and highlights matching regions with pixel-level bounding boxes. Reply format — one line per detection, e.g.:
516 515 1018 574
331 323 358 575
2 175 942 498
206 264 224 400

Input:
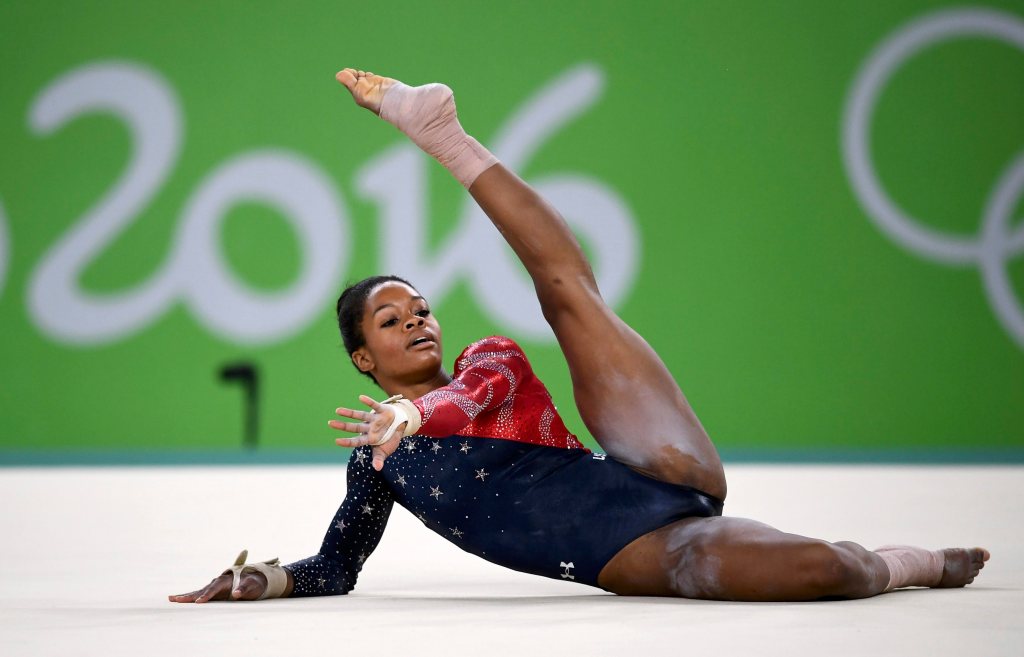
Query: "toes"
967 547 990 565
333 67 395 115
336 69 357 89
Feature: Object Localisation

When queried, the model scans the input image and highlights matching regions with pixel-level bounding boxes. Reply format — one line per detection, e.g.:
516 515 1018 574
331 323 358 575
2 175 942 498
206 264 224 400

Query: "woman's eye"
381 318 398 328
416 309 431 317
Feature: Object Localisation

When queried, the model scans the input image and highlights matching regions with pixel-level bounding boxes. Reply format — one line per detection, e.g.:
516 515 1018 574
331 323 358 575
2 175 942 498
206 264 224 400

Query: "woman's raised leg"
468 165 726 499
336 68 725 499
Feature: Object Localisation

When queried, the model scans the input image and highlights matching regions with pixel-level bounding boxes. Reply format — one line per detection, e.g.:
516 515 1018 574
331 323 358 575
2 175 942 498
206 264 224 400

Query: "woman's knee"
662 518 742 599
664 531 723 599
802 543 875 598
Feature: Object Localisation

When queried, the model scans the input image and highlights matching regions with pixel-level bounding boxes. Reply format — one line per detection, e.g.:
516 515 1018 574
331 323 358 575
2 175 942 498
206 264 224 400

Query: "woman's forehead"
367 281 421 302
365 282 428 319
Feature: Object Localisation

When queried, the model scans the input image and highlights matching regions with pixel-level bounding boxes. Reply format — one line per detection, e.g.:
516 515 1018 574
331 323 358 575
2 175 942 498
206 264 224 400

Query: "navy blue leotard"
286 337 723 594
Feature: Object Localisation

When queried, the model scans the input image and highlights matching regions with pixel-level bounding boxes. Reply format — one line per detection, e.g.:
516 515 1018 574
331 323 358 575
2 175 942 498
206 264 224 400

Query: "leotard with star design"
285 336 723 594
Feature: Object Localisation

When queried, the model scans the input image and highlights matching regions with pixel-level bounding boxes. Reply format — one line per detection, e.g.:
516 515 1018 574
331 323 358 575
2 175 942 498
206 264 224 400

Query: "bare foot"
936 547 990 588
335 68 397 115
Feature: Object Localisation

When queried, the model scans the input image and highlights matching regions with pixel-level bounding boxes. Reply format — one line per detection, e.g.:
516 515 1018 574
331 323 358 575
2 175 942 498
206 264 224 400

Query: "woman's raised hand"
168 570 268 604
331 394 406 471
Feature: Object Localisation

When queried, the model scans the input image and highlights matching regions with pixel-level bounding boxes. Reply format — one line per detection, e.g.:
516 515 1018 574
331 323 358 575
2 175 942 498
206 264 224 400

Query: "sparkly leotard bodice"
410 336 585 450
285 337 722 594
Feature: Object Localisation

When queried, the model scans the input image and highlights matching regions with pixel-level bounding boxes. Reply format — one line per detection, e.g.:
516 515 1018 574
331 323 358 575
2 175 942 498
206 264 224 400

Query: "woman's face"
352 281 444 385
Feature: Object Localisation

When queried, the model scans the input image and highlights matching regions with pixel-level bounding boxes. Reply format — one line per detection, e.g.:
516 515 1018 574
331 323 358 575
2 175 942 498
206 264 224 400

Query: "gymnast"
169 68 988 603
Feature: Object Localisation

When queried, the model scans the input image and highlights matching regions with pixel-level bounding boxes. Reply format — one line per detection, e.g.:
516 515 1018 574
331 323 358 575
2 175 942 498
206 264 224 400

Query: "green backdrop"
2 0 1022 462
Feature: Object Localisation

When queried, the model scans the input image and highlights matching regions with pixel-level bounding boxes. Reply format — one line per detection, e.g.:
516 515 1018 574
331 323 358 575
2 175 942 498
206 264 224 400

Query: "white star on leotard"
334 519 347 532
475 468 489 481
459 441 472 454
404 439 417 453
361 503 374 515
430 485 443 500
430 442 442 454
357 553 366 564
317 577 327 589
416 513 427 523
396 474 407 487
450 527 464 539
354 450 368 466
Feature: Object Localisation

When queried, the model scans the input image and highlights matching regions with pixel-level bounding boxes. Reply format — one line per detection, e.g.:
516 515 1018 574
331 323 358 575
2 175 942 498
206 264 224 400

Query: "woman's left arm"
285 446 395 596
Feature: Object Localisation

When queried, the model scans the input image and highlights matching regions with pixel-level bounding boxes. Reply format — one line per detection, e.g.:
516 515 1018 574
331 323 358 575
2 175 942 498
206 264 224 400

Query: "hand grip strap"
222 549 289 600
371 395 423 445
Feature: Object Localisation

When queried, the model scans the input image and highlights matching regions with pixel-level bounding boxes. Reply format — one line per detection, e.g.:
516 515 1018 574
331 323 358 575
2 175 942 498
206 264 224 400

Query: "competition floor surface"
1 464 1020 656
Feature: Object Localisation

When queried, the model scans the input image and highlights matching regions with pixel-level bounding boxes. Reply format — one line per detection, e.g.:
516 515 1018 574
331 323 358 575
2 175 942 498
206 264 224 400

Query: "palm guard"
222 549 289 600
371 394 423 445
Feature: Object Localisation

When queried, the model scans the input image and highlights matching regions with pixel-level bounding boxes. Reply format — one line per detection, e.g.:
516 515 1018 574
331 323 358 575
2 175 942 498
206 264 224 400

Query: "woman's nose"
405 317 425 329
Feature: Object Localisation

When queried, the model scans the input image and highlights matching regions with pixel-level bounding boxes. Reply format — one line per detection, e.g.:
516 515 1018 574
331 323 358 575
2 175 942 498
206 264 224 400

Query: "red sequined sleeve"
413 336 529 438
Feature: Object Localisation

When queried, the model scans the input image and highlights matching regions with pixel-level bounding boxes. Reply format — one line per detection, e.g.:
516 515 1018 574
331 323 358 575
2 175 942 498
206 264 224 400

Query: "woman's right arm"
332 336 534 472
332 337 531 461
413 336 530 436
168 446 395 602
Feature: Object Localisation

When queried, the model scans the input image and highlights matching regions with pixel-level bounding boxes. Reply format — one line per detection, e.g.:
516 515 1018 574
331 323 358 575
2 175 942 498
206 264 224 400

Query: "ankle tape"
379 81 498 188
875 545 943 591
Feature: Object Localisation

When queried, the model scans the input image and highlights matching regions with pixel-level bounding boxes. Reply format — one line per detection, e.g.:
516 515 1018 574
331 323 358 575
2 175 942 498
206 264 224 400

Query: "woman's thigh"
542 282 725 498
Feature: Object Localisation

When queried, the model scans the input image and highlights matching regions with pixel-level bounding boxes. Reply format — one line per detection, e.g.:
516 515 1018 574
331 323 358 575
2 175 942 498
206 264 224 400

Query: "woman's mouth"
408 336 435 349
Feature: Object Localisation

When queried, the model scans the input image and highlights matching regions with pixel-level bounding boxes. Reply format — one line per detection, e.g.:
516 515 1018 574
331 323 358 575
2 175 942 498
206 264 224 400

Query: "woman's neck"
381 369 452 401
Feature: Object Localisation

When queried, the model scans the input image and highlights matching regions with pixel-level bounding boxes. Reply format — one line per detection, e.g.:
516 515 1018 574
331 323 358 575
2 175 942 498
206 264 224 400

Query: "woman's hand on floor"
168 571 267 603
331 395 405 470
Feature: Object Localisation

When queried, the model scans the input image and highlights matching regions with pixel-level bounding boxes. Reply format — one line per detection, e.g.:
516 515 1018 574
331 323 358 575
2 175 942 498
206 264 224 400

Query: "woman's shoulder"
454 335 530 370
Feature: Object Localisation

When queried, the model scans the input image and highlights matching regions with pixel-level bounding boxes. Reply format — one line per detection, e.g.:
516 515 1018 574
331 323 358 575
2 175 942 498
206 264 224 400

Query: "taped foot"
875 544 990 591
335 67 497 188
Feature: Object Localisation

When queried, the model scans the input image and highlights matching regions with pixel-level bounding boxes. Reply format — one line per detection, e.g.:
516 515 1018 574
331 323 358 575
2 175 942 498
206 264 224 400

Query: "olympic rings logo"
842 7 1024 349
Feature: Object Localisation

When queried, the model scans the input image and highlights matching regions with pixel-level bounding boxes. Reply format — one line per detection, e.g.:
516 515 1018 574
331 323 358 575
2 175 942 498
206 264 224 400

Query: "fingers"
372 445 386 471
169 572 267 604
168 587 205 603
194 575 232 604
331 399 394 448
335 434 372 448
328 418 371 434
331 397 402 452
329 407 371 436
175 573 231 604
359 394 385 412
334 424 404 449
334 406 371 421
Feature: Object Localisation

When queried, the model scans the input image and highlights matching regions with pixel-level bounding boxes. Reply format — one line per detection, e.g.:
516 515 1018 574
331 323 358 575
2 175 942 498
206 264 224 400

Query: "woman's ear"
352 348 374 375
